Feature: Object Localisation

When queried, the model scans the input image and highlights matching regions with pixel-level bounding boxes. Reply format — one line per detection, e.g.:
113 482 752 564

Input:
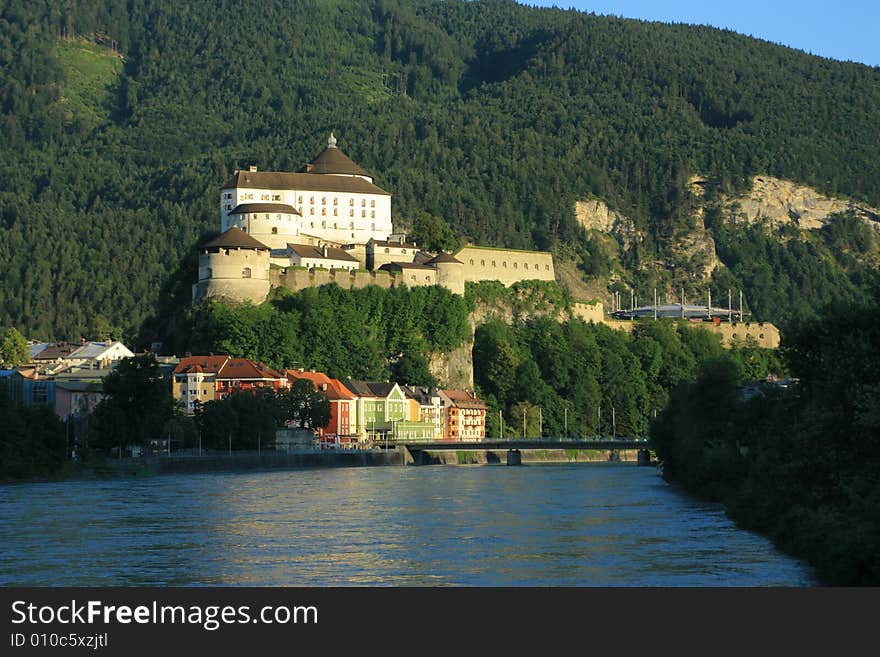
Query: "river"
0 463 815 586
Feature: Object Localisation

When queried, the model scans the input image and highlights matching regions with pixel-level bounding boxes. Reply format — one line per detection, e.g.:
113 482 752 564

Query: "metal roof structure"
610 303 750 321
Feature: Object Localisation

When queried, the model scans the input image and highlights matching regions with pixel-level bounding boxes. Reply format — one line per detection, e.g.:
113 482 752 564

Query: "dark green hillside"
1 0 879 341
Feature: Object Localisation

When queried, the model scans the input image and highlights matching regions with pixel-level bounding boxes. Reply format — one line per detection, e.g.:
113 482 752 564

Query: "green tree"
89 354 175 452
409 212 459 253
0 327 29 367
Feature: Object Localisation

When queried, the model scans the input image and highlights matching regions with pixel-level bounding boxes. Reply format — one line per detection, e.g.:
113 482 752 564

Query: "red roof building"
173 356 287 413
286 369 359 447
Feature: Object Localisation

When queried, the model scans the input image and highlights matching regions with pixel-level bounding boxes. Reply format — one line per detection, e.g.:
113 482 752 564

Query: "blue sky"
520 1 880 67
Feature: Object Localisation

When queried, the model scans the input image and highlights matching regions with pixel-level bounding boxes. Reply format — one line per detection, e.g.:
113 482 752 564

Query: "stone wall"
270 267 395 292
455 246 555 287
570 301 604 324
701 321 781 348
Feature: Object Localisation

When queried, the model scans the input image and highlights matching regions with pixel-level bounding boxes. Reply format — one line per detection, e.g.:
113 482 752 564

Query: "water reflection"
0 464 815 586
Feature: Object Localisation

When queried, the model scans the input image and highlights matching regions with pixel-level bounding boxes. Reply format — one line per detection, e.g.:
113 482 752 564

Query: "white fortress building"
193 133 555 304
220 133 392 251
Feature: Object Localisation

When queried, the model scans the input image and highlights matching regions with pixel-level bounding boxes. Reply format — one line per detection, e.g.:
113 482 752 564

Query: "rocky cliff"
720 176 880 231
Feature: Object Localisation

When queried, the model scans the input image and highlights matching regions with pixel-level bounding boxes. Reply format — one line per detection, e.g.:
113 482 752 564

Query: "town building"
439 389 488 441
286 369 359 448
172 355 287 413
403 385 444 440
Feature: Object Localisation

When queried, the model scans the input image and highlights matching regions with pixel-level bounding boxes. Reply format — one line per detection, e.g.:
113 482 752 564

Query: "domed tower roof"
425 251 462 265
201 227 270 250
300 133 374 180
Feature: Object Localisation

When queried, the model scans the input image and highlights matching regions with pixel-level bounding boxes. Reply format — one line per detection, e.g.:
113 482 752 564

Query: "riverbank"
0 446 652 484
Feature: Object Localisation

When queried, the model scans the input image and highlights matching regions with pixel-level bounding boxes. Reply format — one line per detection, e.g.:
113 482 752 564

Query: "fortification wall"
702 322 780 348
270 267 395 292
456 247 555 287
571 301 605 324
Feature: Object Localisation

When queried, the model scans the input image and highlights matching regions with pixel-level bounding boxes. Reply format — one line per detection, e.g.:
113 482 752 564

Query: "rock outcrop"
574 198 641 248
721 176 880 230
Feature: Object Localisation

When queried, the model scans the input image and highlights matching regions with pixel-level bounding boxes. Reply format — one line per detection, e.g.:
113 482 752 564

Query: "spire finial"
328 132 337 148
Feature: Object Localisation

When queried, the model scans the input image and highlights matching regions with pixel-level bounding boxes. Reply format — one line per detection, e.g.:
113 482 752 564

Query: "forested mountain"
1 0 879 342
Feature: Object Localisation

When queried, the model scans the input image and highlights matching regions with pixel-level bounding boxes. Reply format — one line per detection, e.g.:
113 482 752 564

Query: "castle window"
492 261 496 267
298 196 303 203
411 275 416 281
362 210 366 218
545 264 549 270
276 214 281 220
481 260 485 266
261 194 269 201
513 262 517 269
371 224 375 231
401 249 406 254
361 199 366 207
333 198 338 205
333 209 338 216
350 198 355 206
242 268 251 278
502 261 507 268
333 223 337 229
350 222 354 229
469 259 474 265
265 214 270 220
524 263 528 269
273 194 281 201
322 197 326 205
371 200 375 207
759 334 765 339
385 248 390 254
271 227 278 234
322 221 326 228
310 222 314 228
322 208 326 216
426 276 431 281
350 210 354 217
310 196 314 204
310 208 314 215
371 211 375 218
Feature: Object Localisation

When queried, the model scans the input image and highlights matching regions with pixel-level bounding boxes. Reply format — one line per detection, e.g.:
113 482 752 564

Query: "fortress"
193 134 555 304
190 134 779 350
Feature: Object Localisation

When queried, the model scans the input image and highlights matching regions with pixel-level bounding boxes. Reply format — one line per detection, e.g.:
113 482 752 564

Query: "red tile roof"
442 389 487 409
173 356 229 375
286 370 356 400
218 359 283 380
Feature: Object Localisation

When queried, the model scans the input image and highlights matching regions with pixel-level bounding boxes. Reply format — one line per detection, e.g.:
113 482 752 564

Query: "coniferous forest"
0 0 879 342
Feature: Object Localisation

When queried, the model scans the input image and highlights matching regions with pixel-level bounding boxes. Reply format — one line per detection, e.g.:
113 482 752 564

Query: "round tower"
426 251 464 295
225 202 302 250
192 227 271 305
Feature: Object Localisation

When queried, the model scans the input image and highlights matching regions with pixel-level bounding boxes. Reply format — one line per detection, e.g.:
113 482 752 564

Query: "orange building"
439 389 487 441
286 369 359 447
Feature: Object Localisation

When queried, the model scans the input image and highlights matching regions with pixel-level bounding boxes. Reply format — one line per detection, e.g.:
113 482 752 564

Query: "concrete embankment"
62 447 648 480
411 448 644 466
93 449 401 477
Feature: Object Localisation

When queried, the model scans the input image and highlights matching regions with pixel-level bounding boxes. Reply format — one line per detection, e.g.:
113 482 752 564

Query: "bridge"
397 438 655 466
